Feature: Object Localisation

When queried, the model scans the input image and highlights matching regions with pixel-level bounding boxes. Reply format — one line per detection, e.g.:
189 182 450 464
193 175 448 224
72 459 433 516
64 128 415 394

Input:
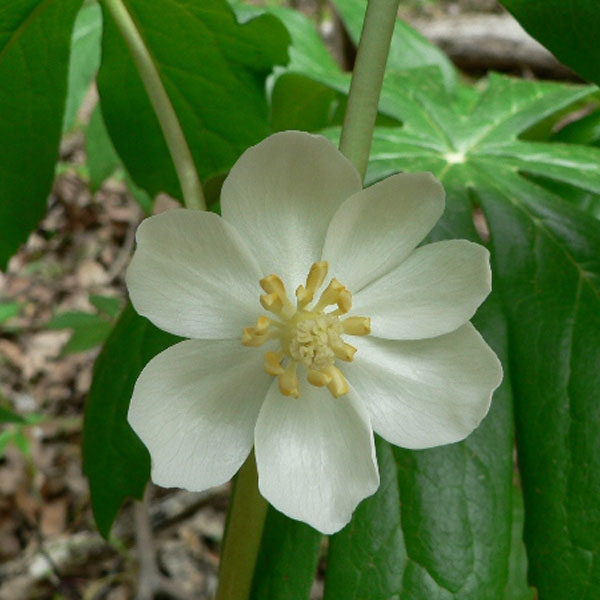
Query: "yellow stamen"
260 274 295 317
242 263 371 399
337 289 352 313
260 292 283 313
279 361 300 398
323 366 350 398
342 316 371 336
307 369 332 387
313 278 346 312
333 342 357 362
265 351 285 375
296 260 329 308
241 316 273 347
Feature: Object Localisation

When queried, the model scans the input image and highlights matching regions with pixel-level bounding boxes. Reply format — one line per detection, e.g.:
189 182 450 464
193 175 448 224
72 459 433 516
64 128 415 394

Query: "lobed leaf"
344 68 600 599
322 200 515 599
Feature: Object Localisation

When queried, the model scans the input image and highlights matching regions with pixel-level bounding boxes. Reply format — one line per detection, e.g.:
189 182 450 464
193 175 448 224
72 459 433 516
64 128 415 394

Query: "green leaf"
97 0 289 200
86 104 122 191
473 168 600 600
46 311 113 354
331 0 457 91
13 429 31 457
500 0 600 86
553 109 600 147
504 484 536 600
271 73 337 133
231 3 340 78
0 430 14 456
330 69 600 599
89 294 122 319
0 405 26 425
250 508 322 600
63 0 102 132
83 304 181 537
323 200 515 598
0 0 83 268
0 302 21 324
86 105 154 212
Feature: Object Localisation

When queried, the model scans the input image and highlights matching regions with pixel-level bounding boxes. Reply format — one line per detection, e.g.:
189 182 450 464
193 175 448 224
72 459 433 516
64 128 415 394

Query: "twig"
133 485 195 600
412 14 576 79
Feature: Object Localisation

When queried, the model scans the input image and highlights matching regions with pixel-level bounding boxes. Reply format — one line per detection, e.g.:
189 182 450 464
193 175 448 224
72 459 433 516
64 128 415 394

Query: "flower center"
242 261 370 399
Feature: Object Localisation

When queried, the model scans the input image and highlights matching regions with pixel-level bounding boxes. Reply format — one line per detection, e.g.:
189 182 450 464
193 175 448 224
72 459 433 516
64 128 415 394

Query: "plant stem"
216 452 268 600
102 0 206 210
339 0 401 181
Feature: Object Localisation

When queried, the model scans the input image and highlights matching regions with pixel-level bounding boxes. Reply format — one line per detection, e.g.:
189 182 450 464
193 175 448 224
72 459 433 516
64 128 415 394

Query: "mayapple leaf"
322 193 515 599
327 68 600 599
97 0 289 200
0 0 83 269
86 104 122 192
63 1 102 132
500 1 600 86
473 169 600 600
250 508 322 600
83 304 180 537
503 483 536 600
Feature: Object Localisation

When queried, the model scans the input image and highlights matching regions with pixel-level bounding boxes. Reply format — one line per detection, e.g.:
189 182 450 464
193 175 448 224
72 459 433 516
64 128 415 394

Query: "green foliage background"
1 0 598 598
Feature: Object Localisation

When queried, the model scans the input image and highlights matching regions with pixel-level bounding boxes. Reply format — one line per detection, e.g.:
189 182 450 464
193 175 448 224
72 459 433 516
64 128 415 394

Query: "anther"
333 342 357 362
296 261 329 308
260 292 283 313
242 316 273 347
265 351 285 375
314 278 346 312
337 289 352 313
342 316 371 336
279 361 300 398
323 366 350 398
260 274 295 316
307 369 332 387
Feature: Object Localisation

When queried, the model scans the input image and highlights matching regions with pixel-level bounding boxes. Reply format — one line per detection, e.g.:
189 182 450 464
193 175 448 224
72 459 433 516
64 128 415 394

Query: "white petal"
128 339 271 491
126 209 263 339
345 324 502 449
221 131 362 292
254 381 379 534
322 172 445 292
353 240 492 340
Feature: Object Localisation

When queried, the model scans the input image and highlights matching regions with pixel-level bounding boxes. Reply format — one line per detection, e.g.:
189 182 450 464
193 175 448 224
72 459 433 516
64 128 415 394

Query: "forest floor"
0 1 547 598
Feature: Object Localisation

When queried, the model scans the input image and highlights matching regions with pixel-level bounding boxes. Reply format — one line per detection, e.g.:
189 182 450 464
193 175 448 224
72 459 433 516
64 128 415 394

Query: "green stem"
216 452 268 600
339 0 401 181
102 0 206 210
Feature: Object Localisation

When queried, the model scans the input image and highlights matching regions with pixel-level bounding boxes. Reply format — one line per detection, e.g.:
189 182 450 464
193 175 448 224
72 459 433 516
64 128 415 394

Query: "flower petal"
345 324 502 449
126 209 263 339
322 172 445 292
254 381 379 534
128 339 271 491
352 240 492 340
221 131 362 291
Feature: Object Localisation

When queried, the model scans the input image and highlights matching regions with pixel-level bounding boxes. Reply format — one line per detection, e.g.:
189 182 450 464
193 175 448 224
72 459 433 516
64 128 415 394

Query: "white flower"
126 131 502 534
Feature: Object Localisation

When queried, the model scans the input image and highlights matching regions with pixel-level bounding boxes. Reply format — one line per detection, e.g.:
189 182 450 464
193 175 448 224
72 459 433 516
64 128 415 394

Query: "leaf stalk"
102 0 206 210
339 0 401 180
216 452 268 600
